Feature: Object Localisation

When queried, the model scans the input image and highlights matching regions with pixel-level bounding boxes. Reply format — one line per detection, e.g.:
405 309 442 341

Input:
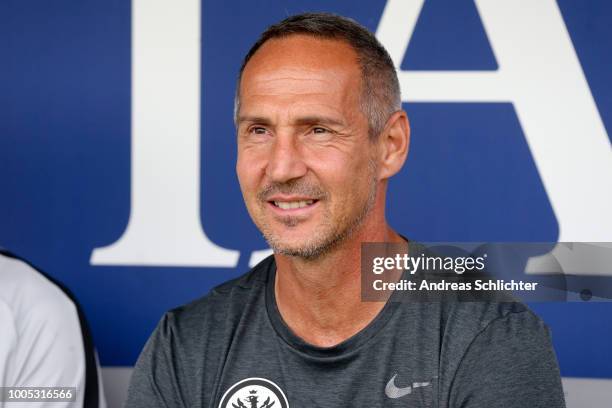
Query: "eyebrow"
293 116 346 127
237 116 271 126
237 115 346 128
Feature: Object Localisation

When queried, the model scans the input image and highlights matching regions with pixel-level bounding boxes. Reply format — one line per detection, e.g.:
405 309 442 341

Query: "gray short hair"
234 12 401 140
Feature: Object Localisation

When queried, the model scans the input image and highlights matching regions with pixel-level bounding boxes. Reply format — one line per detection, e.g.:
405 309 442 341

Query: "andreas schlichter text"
373 279 538 291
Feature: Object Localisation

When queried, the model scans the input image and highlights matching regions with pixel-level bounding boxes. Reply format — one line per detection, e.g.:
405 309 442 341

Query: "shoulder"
444 299 535 331
404 240 548 344
458 301 551 352
0 251 89 403
158 255 274 339
128 255 275 399
434 298 550 377
443 303 564 407
441 300 546 351
0 252 80 334
438 300 555 386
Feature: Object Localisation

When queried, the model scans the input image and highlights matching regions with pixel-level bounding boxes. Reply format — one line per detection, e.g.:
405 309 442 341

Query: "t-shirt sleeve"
448 310 566 408
124 312 188 408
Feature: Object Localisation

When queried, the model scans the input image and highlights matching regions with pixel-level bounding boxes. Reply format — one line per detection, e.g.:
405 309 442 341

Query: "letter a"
377 0 612 242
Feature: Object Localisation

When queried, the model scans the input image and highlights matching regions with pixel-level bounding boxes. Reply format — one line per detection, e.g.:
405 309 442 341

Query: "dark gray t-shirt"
125 255 565 408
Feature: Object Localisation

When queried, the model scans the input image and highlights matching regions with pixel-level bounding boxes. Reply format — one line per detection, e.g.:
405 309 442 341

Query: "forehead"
239 35 362 114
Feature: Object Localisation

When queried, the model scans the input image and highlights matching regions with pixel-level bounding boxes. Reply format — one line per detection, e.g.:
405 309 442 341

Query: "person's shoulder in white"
0 252 106 408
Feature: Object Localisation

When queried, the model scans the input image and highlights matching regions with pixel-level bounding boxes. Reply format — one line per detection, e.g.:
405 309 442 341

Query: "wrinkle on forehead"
238 35 365 126
241 36 362 90
251 35 360 68
244 67 354 95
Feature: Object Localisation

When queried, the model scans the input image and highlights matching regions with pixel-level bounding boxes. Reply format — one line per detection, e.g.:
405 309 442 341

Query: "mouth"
266 197 320 213
271 199 318 209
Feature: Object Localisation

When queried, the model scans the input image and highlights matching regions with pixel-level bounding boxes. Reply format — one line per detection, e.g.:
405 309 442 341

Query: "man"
0 249 105 408
125 13 565 407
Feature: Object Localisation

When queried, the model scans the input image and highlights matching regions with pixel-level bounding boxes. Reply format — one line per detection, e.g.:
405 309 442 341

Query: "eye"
311 127 330 134
248 126 269 136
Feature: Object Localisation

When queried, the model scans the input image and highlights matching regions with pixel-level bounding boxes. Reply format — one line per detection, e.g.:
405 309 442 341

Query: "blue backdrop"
1 0 611 379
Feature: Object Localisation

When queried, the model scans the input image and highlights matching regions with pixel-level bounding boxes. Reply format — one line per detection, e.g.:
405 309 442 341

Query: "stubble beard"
255 159 378 260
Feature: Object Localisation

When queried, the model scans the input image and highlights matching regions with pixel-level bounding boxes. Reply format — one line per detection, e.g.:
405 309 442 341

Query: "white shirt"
0 253 105 407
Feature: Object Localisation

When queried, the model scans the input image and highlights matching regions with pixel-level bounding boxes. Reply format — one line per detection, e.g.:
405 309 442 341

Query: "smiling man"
125 13 565 408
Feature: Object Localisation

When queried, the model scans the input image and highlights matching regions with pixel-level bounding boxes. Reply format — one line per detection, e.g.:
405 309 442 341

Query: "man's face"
236 35 380 258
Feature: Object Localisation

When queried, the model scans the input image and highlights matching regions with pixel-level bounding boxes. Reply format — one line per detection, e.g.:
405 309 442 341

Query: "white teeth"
273 200 314 209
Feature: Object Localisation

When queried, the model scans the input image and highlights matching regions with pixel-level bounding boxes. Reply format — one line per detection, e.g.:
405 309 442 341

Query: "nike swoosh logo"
385 374 431 399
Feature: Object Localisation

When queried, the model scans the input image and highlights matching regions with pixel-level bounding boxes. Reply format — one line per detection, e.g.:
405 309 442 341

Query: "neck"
273 212 405 347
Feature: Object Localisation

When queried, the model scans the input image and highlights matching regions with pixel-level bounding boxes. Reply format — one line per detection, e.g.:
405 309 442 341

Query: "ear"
376 110 410 180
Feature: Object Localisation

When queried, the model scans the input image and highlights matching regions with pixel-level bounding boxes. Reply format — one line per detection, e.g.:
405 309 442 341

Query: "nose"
265 133 308 183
